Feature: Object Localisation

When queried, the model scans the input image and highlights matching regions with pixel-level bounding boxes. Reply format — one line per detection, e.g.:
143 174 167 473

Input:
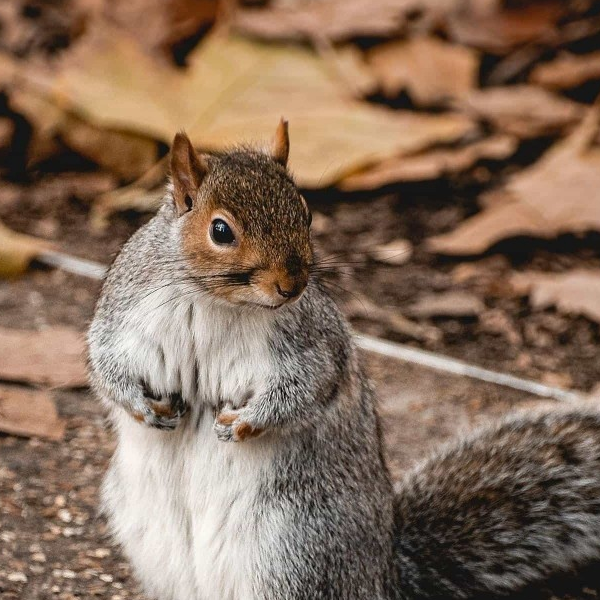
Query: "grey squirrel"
88 120 600 600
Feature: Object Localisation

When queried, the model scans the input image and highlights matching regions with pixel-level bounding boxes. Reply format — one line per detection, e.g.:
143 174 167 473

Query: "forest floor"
1 178 600 599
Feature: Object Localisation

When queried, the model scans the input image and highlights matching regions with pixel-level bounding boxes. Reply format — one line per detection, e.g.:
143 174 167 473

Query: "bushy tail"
392 409 600 599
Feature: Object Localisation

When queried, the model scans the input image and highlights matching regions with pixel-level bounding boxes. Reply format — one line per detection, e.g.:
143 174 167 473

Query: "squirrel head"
170 120 313 310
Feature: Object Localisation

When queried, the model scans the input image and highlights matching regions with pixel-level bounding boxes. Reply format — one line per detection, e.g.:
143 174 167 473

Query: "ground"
1 176 600 599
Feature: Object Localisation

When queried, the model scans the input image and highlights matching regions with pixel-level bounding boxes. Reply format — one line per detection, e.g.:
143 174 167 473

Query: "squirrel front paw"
214 408 265 442
132 389 188 431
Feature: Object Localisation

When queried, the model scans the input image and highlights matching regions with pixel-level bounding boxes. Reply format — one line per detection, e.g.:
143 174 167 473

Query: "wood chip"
406 291 485 318
0 327 88 388
368 239 413 265
0 385 65 440
511 269 600 324
345 292 440 342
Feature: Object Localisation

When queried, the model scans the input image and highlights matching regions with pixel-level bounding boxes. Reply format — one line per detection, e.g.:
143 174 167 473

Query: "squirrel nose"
276 283 301 299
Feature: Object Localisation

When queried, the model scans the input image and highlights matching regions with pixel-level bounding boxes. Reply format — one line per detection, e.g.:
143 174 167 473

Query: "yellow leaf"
0 221 52 278
49 29 474 188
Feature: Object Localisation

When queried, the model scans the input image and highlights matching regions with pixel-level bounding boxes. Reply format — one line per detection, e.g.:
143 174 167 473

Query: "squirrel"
88 120 600 600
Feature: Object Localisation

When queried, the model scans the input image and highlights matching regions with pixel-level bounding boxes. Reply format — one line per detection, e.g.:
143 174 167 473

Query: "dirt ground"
2 174 600 599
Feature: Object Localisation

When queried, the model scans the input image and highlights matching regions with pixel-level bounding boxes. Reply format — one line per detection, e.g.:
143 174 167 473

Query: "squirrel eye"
210 218 235 245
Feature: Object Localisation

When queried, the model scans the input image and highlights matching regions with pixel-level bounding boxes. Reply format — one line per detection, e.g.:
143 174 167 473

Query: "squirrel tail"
391 409 600 599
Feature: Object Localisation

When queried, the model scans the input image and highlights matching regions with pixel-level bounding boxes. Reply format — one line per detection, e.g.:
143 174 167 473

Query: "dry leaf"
92 187 165 228
0 385 65 440
45 29 473 191
406 291 484 318
511 269 600 324
345 292 440 342
0 221 53 278
10 88 158 178
368 36 479 104
104 0 217 55
0 117 14 151
91 155 168 227
447 1 566 53
530 51 600 90
427 106 600 254
369 239 413 265
461 85 585 138
0 51 17 89
341 135 516 190
0 327 88 388
232 0 455 43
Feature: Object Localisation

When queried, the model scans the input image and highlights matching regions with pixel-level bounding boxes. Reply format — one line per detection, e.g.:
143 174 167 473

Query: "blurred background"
2 0 600 598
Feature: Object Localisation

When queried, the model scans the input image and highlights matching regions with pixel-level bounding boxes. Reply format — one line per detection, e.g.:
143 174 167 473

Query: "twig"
356 333 585 403
38 251 108 280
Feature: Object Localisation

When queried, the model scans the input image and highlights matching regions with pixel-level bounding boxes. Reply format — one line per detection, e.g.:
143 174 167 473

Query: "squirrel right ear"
170 132 208 217
271 118 289 167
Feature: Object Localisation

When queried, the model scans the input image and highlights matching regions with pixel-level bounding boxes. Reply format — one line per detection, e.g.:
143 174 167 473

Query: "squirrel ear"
170 132 208 217
271 118 289 167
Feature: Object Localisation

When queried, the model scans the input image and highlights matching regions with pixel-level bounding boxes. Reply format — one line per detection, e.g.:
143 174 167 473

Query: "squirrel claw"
214 410 264 442
134 391 188 430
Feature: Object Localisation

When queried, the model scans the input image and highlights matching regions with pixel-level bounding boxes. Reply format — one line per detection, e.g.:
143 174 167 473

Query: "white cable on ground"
40 251 587 403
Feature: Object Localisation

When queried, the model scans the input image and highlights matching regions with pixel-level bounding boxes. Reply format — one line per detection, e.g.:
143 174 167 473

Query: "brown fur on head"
170 121 313 309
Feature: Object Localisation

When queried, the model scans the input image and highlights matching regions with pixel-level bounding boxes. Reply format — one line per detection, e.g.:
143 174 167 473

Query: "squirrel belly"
100 287 280 600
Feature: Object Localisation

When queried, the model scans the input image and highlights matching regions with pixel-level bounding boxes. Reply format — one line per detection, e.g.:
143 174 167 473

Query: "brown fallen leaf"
427 106 600 255
92 187 165 229
91 155 168 227
0 327 88 388
346 293 440 342
0 117 14 152
44 28 473 194
406 291 485 318
104 0 217 56
0 385 65 441
368 239 413 265
447 1 566 54
10 88 158 178
530 51 600 90
511 269 600 324
0 221 53 278
341 135 516 190
231 0 452 43
461 85 585 138
367 36 479 104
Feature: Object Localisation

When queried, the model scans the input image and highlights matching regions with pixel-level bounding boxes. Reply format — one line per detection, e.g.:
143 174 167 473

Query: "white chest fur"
103 292 277 600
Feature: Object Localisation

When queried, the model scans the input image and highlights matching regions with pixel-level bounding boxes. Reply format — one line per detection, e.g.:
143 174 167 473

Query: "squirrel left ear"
271 118 289 167
170 131 208 217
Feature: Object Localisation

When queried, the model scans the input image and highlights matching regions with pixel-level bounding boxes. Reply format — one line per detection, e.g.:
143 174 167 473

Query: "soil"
2 171 600 599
